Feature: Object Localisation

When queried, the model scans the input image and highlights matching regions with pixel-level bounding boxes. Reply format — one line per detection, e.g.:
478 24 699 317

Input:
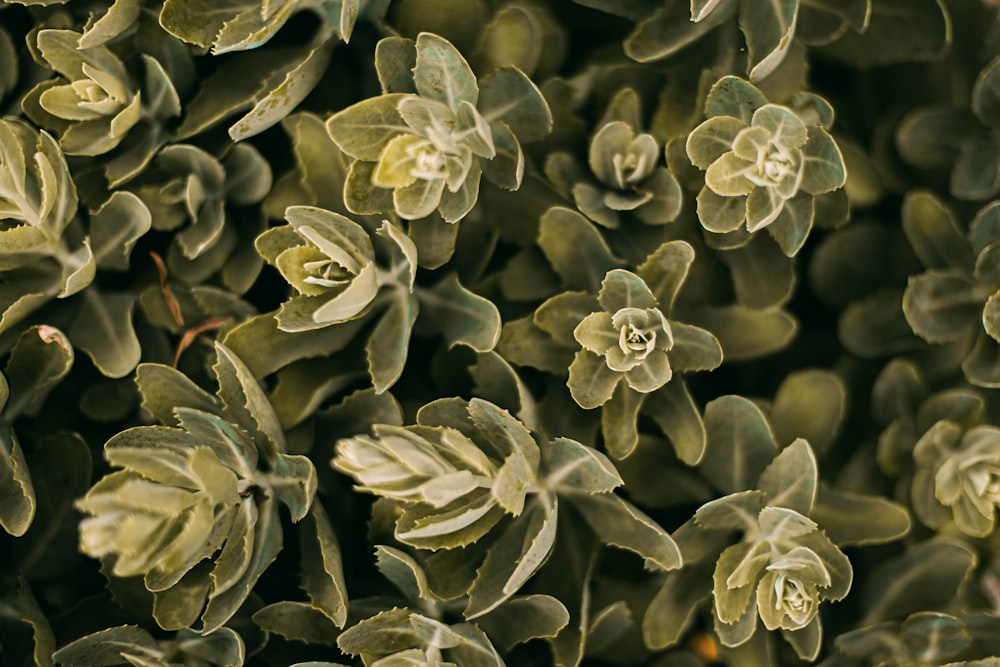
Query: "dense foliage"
2 0 1000 665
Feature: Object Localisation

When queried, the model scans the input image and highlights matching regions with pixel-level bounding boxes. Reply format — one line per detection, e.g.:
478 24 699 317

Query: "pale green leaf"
476 594 570 651
478 67 553 143
414 32 478 111
756 438 818 515
799 127 846 195
686 116 748 169
817 0 951 67
702 395 778 494
739 0 799 82
0 427 34 536
538 207 621 293
810 484 911 547
229 34 335 141
902 270 981 344
69 289 140 379
567 350 621 409
89 191 151 271
326 93 412 161
366 292 419 394
769 369 846 456
419 273 501 352
543 437 622 494
624 0 737 63
569 492 682 570
300 502 348 627
697 186 748 234
465 493 558 618
601 381 645 459
646 379 707 465
252 601 340 646
687 304 798 362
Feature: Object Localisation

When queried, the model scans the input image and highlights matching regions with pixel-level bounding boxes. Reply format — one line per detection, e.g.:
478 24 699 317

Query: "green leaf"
0 426 34 536
89 191 152 271
810 484 911 547
705 153 755 196
902 190 974 271
739 0 798 82
687 116 749 169
646 379 708 465
470 351 541 432
465 494 558 618
69 289 141 379
4 324 74 419
497 317 575 375
252 601 340 645
902 270 981 344
476 594 570 651
895 106 979 169
414 32 478 111
567 350 621 409
714 542 766 623
375 36 418 93
538 207 621 292
695 490 768 531
972 56 1000 128
963 330 1000 388
817 0 951 67
478 67 553 143
637 240 695 314
706 75 769 124
598 268 659 312
702 395 778 494
624 0 737 63
643 562 713 650
202 498 283 634
722 236 796 308
602 381 645 459
326 93 411 161
687 305 797 361
860 539 976 624
223 311 363 378
799 127 846 195
366 293 418 394
569 492 681 570
419 273 501 352
756 438 817 515
698 186 748 234
229 33 335 141
543 437 622 494
213 341 287 462
951 139 1000 201
54 625 159 667
769 369 846 457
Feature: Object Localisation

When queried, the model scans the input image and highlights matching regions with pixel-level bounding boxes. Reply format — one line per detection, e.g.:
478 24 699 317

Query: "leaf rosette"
567 267 720 410
333 397 680 617
912 420 1000 538
549 115 683 228
686 77 846 256
900 193 1000 387
256 205 414 332
75 343 319 633
327 32 552 223
699 441 852 659
24 29 142 156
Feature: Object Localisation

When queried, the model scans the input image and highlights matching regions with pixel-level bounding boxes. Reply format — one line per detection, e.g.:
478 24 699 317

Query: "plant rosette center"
576 305 674 376
758 547 831 631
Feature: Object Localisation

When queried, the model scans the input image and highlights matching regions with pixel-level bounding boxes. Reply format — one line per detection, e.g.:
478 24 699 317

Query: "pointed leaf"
756 438 817 515
414 32 478 111
366 292 419 394
538 206 621 293
740 0 799 82
570 492 681 571
465 493 558 618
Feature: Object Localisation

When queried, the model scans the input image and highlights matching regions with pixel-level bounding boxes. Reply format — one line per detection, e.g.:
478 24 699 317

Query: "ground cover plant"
4 0 1000 665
